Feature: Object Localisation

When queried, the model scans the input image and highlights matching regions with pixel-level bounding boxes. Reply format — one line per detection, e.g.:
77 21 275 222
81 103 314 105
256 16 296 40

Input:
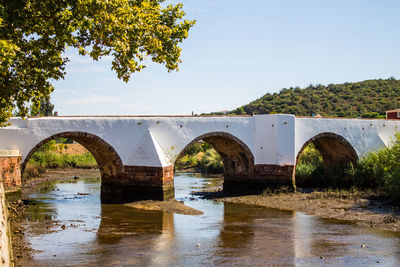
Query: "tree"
360 112 384 119
30 97 55 116
0 0 195 126
232 78 400 118
234 107 245 115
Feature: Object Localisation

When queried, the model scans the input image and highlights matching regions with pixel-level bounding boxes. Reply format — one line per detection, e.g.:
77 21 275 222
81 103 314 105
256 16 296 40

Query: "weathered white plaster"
127 130 171 167
0 115 399 168
253 115 295 165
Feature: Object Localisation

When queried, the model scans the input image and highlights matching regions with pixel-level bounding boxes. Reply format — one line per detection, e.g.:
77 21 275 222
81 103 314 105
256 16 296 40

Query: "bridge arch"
22 132 124 180
176 132 254 178
294 132 358 185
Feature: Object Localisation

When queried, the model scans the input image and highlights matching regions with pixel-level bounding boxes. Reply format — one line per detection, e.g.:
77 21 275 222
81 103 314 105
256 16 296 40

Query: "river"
23 173 400 266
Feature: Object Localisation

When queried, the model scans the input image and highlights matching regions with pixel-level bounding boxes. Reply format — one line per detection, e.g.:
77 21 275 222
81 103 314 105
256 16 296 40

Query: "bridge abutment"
101 165 175 203
0 151 22 192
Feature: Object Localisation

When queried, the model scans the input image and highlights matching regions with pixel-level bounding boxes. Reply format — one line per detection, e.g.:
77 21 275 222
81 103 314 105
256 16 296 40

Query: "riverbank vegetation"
355 133 400 200
295 133 400 200
211 78 400 118
175 142 223 174
23 140 97 179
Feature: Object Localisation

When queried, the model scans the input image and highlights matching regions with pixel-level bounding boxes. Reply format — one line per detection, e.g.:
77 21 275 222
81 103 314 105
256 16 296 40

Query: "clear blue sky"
52 0 400 115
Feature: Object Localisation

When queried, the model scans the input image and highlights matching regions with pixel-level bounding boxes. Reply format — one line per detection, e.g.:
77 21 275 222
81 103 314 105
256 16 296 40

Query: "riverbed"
21 173 400 266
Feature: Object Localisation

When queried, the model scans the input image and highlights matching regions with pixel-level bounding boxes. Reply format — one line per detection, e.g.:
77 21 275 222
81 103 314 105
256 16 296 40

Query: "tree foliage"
29 97 55 116
0 0 195 125
175 141 223 174
224 78 400 117
233 107 245 115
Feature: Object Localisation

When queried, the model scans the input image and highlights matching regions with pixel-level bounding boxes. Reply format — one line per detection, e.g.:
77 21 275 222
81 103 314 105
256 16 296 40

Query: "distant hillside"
224 78 400 118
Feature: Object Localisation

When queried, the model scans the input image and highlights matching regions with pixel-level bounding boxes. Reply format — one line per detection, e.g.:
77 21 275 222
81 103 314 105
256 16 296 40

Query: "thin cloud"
65 95 118 105
55 88 84 95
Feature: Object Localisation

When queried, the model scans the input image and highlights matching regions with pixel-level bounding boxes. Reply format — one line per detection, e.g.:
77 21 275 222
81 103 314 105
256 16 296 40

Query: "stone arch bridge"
0 115 398 203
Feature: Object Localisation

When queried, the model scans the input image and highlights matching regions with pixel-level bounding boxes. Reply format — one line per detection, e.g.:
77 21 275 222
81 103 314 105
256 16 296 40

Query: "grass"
28 151 97 169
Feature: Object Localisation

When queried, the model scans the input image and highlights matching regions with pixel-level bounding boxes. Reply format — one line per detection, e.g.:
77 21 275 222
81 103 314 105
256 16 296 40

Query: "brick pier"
0 151 22 191
224 164 295 193
101 165 175 203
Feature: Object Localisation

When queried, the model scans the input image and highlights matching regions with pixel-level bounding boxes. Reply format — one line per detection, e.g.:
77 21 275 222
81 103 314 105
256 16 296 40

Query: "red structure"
386 109 400 120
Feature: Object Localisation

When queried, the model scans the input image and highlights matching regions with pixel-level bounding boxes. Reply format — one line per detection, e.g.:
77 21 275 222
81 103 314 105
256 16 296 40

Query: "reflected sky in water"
25 174 400 266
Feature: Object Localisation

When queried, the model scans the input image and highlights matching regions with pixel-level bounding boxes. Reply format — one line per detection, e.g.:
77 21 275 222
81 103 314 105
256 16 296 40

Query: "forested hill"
226 78 400 118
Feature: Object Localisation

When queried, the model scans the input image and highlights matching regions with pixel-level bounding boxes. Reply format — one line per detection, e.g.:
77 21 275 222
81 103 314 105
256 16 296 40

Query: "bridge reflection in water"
23 174 400 266
95 206 176 265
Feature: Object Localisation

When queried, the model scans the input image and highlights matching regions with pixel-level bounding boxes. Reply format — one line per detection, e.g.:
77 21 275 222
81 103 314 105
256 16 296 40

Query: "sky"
52 0 400 116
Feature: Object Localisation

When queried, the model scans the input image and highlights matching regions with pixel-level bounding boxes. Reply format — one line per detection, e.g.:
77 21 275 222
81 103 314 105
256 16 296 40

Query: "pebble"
361 244 366 248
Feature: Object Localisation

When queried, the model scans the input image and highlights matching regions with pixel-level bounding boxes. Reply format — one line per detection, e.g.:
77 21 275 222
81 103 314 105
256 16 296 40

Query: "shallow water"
24 173 400 266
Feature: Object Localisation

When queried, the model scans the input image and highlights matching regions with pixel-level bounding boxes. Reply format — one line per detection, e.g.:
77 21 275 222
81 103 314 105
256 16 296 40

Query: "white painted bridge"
0 115 398 203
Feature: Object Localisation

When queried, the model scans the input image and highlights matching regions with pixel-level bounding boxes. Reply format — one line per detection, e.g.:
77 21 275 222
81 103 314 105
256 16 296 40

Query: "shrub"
297 143 323 165
295 144 324 186
356 133 400 199
197 149 223 174
23 164 46 179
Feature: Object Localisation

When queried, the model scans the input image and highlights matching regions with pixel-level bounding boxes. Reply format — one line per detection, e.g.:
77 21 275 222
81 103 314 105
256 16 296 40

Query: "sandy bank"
206 189 400 232
124 200 203 215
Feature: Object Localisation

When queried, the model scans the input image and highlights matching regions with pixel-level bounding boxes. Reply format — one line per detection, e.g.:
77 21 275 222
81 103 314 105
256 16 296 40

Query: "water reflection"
97 206 174 243
214 203 297 265
89 207 176 266
23 174 400 266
